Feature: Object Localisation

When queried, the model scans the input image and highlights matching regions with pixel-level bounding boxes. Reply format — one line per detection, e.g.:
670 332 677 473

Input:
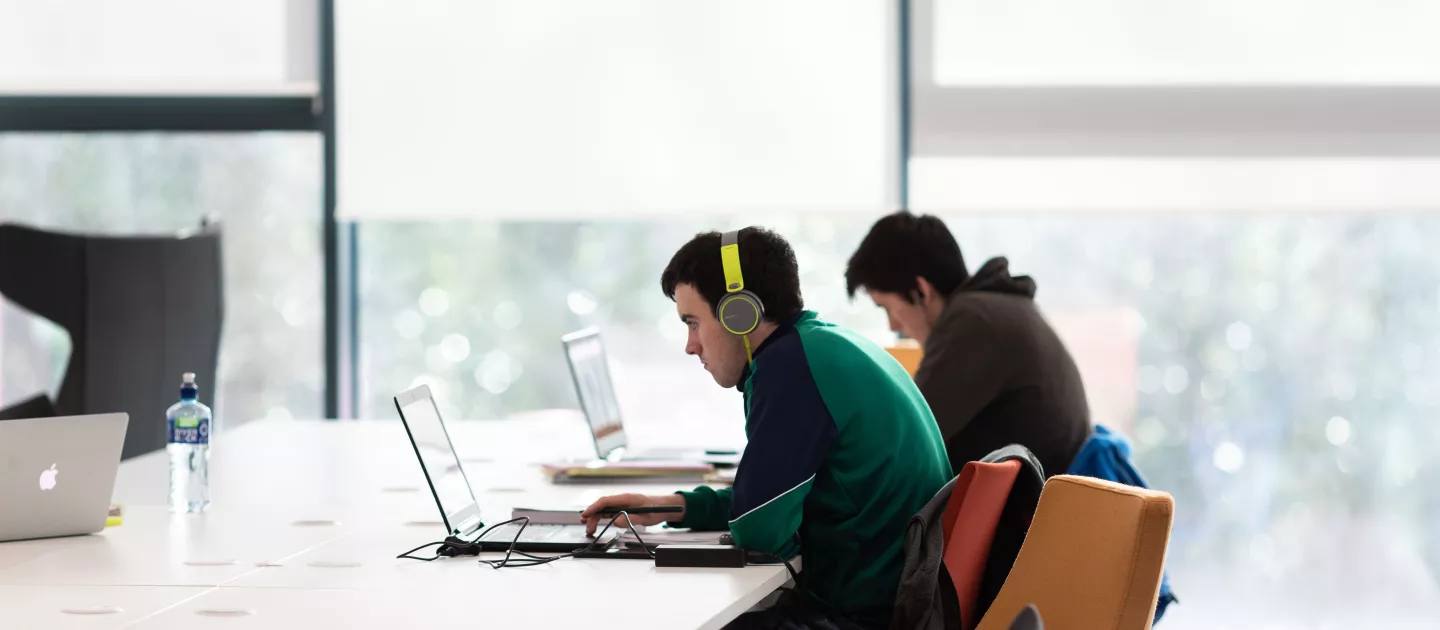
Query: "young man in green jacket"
583 227 952 628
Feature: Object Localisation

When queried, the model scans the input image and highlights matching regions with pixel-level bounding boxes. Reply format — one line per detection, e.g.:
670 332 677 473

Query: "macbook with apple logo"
0 413 128 542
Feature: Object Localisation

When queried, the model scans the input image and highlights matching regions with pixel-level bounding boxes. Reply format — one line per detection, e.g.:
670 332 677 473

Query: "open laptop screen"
562 329 626 458
394 385 480 536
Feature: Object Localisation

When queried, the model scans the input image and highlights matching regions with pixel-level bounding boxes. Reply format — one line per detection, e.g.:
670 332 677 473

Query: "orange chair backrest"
976 475 1174 630
942 459 1022 629
885 344 924 377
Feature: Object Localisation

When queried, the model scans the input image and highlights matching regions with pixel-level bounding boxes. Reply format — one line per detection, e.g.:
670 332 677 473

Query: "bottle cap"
182 372 197 385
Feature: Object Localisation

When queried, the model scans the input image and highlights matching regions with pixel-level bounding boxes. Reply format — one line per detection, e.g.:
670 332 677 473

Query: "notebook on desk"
539 460 714 484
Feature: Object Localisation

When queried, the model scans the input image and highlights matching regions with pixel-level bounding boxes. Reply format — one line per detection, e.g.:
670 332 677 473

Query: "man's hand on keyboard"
580 493 686 536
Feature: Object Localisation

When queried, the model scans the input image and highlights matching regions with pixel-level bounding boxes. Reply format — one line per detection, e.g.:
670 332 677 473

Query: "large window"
357 213 1440 625
905 1 1440 624
0 134 323 427
954 215 1440 628
338 1 1440 627
355 217 886 431
0 0 322 423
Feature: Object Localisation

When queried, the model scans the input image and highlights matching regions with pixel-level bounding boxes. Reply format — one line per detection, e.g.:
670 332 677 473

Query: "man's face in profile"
675 283 747 388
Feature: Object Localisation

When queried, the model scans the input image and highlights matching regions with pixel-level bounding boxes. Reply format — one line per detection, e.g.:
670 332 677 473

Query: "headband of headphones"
720 230 746 295
716 231 765 360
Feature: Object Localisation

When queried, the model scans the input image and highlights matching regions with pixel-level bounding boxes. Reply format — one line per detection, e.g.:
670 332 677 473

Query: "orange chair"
942 459 1022 629
976 475 1174 630
885 344 924 377
890 445 1046 630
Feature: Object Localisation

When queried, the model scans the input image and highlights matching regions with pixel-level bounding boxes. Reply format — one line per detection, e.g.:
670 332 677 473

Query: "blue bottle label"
169 415 210 445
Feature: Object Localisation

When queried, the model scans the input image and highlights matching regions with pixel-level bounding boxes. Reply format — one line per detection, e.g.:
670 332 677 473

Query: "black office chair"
0 222 223 459
0 393 56 421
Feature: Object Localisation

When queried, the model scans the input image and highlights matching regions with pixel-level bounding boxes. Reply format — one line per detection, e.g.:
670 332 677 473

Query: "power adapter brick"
654 545 748 568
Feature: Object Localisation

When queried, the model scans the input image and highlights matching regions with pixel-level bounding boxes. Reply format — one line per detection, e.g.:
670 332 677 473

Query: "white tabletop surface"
0 414 788 630
0 585 211 630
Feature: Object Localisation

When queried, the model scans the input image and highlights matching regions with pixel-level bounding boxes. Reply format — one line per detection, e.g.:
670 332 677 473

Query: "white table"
0 415 788 630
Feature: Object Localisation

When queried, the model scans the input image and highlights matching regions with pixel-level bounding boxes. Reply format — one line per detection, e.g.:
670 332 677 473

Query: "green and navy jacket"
676 311 952 620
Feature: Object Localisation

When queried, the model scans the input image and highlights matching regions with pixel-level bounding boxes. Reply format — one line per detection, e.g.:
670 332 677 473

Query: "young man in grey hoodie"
844 211 1091 478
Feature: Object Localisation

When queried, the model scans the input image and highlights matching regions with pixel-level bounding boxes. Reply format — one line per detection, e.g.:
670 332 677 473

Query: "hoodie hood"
955 257 1036 299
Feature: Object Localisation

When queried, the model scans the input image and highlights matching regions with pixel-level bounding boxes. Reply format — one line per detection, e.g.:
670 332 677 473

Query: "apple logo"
39 463 58 491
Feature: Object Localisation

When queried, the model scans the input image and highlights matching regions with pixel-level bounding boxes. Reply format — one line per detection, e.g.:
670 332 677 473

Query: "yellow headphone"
716 230 765 363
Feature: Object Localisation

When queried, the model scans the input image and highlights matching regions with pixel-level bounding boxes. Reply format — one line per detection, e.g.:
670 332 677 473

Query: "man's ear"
914 276 938 304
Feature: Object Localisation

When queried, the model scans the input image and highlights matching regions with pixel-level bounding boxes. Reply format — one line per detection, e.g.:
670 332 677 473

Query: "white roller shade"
932 0 1440 86
337 0 899 220
912 0 1440 213
0 0 315 94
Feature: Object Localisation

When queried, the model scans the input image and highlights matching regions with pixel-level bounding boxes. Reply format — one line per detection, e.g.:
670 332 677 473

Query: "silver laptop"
0 413 128 542
392 385 602 552
561 328 740 466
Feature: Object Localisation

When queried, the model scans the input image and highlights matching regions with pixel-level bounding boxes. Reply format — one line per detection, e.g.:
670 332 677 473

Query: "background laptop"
561 328 740 466
393 385 605 552
0 413 128 542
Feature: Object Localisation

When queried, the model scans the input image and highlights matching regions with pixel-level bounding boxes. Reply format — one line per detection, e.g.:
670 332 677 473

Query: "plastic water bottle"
167 372 212 513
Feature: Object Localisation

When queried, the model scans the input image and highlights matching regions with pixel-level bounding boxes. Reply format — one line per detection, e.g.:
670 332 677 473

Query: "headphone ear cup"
746 291 765 323
717 292 764 335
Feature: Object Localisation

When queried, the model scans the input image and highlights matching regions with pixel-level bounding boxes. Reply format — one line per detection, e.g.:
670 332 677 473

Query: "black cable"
747 550 800 584
396 512 665 569
481 511 655 569
497 512 656 567
744 550 870 626
396 541 448 562
396 530 488 561
395 514 634 564
479 516 554 569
